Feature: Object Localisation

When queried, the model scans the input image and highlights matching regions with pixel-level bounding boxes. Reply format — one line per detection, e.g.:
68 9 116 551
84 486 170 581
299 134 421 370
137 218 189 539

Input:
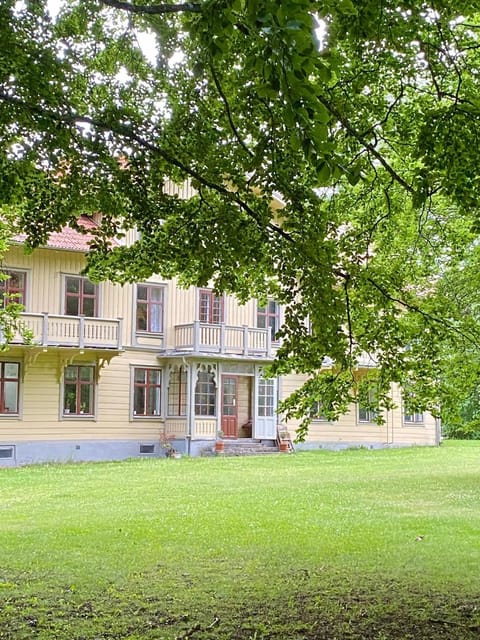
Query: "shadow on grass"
1 567 479 640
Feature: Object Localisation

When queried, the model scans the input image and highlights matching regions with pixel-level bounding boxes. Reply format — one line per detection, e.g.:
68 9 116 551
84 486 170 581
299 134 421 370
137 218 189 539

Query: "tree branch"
0 91 293 245
366 276 480 348
98 0 201 13
318 95 416 195
208 62 254 159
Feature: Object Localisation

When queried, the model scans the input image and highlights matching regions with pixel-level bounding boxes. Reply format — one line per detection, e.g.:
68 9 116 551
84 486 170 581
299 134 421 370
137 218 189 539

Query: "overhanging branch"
98 0 201 13
0 91 293 245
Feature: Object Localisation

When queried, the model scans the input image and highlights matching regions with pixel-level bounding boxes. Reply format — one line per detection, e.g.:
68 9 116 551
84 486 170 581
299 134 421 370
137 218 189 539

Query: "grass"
0 441 479 639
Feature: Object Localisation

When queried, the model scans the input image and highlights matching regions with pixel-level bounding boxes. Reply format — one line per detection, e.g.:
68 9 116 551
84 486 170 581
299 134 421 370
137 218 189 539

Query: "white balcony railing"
11 313 123 350
174 321 272 356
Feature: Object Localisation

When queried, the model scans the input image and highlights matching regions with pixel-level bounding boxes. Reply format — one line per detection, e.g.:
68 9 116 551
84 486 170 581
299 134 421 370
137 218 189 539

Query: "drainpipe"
183 356 193 456
390 384 395 445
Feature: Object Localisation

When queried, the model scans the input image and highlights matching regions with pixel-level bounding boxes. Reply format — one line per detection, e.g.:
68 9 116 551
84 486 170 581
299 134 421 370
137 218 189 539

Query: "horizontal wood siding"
0 351 165 442
281 373 437 447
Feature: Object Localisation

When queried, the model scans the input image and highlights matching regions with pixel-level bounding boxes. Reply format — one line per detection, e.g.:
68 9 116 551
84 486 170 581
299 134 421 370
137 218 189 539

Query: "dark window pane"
134 386 145 415
66 297 79 316
83 280 96 295
66 277 80 294
82 297 95 317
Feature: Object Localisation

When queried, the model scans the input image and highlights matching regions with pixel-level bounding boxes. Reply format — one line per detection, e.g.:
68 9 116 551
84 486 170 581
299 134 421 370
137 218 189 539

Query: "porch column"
193 320 200 352
41 312 49 346
220 323 226 354
242 325 249 356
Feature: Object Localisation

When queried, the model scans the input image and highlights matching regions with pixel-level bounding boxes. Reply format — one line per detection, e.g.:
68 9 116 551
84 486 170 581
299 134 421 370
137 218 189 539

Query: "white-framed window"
136 284 164 334
0 362 20 415
403 389 424 424
195 367 216 416
311 401 329 422
404 411 424 424
63 365 95 416
257 300 280 341
358 389 378 423
64 276 98 317
168 365 187 416
132 367 162 417
198 289 224 324
258 378 275 417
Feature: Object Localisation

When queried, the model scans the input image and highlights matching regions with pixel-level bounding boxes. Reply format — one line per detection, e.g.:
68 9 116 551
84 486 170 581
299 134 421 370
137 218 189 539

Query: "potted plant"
278 429 290 453
215 429 225 453
161 441 176 458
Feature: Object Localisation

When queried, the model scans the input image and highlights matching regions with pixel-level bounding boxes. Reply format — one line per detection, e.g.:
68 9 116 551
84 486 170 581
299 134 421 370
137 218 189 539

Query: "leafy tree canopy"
2 0 480 435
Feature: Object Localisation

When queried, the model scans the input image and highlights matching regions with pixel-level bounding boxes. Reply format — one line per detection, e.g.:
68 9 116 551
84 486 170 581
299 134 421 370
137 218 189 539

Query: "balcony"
172 321 272 357
11 313 123 350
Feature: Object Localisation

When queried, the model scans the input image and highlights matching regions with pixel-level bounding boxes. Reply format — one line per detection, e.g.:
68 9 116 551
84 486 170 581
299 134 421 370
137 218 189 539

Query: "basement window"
139 444 155 455
0 446 14 459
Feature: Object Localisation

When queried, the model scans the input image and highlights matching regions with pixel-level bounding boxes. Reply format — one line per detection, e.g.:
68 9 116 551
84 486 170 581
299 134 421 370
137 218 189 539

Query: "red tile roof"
14 216 103 252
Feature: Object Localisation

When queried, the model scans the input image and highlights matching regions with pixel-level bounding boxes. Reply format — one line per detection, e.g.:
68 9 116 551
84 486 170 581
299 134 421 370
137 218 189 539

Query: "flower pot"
215 440 225 453
279 441 289 452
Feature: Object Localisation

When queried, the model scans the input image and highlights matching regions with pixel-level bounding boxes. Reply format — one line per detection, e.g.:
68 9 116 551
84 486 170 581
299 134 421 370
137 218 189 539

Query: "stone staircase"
204 438 280 456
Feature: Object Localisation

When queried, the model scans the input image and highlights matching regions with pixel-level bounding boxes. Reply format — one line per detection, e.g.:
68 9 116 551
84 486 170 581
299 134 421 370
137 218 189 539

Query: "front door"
221 375 238 438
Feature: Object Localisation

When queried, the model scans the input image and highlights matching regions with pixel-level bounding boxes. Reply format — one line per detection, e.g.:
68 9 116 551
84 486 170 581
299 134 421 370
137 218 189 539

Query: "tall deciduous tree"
2 0 480 435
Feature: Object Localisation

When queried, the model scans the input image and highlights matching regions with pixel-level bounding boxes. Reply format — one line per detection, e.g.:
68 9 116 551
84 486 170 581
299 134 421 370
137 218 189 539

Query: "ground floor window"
358 389 378 423
258 378 275 417
133 368 162 417
404 412 424 424
0 362 19 414
311 401 328 421
64 365 95 416
168 365 187 416
195 368 216 416
402 388 424 425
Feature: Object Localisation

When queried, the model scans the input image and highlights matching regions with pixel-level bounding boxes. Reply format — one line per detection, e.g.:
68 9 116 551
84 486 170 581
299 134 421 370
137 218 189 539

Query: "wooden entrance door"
221 376 238 438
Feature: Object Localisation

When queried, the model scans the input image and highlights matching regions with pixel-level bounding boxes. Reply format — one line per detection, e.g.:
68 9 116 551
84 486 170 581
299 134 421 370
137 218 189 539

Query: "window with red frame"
63 365 95 416
0 270 26 307
257 299 280 341
136 285 164 333
133 368 162 416
65 276 97 317
0 362 19 414
199 290 224 324
167 365 187 416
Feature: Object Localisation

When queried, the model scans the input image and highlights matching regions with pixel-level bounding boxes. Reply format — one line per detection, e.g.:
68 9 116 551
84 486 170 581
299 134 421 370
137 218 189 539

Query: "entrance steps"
203 439 280 456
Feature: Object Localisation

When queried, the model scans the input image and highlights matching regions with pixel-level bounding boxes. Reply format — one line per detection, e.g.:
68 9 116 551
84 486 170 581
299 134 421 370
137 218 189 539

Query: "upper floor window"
136 285 164 333
63 365 95 416
168 365 187 416
0 270 26 307
199 289 224 324
257 300 280 341
0 362 20 414
65 276 97 317
133 367 162 417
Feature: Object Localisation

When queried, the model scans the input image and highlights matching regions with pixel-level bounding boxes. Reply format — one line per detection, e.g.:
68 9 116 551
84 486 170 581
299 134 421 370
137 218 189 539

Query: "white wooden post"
243 325 249 356
220 323 226 354
79 316 85 348
193 320 200 352
42 312 49 346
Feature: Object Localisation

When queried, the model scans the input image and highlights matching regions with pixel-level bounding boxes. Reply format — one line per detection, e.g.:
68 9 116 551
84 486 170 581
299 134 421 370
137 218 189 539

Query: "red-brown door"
221 376 238 438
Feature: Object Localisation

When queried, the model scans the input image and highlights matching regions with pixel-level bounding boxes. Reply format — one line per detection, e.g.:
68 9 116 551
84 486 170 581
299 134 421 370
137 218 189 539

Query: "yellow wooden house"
0 217 440 466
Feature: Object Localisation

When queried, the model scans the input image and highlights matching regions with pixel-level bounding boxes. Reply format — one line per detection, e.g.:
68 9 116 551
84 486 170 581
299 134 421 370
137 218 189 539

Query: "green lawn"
1 441 479 639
